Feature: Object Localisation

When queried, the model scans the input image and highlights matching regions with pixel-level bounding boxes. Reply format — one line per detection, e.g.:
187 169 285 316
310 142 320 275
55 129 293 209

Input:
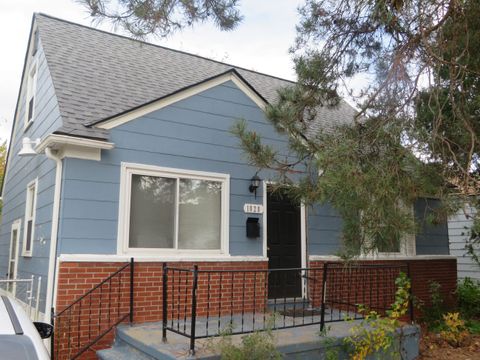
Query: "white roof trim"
35 134 114 153
95 71 268 130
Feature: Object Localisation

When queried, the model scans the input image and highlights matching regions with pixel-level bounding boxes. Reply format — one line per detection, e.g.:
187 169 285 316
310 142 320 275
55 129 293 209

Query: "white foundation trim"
58 254 268 263
309 255 457 261
95 71 268 130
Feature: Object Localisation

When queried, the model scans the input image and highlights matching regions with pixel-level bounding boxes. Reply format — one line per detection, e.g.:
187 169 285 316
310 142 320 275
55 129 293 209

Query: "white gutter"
44 147 62 323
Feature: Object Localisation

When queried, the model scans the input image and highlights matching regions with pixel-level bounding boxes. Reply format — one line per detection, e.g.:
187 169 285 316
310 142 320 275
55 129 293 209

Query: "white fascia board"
96 72 268 130
35 134 115 161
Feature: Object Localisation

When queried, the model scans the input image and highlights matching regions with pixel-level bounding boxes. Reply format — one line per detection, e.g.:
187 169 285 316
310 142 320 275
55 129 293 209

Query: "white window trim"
7 219 22 295
24 61 38 130
117 162 230 256
22 178 38 257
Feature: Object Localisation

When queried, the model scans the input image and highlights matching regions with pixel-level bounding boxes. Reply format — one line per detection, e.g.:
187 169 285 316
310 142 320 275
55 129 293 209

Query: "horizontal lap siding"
448 206 479 280
59 81 291 256
0 40 61 314
307 203 343 255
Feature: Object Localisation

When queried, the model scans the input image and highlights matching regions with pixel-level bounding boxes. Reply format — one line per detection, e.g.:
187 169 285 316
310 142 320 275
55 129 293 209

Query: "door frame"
7 219 22 295
262 181 307 296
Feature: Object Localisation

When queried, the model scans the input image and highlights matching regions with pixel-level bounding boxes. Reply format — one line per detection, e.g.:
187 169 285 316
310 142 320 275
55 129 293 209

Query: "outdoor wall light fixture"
18 137 40 157
249 174 261 198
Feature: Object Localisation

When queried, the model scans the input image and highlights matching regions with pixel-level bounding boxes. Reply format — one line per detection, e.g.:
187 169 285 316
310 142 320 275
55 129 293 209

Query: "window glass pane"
26 220 33 251
28 186 35 217
178 179 221 249
11 230 17 259
129 175 175 248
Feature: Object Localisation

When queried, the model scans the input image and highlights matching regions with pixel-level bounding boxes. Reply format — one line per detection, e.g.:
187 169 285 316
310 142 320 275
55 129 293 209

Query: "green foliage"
212 317 282 360
456 277 480 319
440 312 469 347
80 0 242 38
420 281 446 331
343 272 411 360
216 331 282 360
233 0 479 258
465 319 480 335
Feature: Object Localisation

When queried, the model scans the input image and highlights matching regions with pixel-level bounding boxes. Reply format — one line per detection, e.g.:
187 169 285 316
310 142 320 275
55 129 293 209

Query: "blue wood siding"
58 81 279 256
58 81 344 257
0 39 61 313
308 203 343 255
414 198 450 255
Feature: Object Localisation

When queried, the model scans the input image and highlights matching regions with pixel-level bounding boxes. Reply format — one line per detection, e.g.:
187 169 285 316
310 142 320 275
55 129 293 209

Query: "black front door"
267 189 302 299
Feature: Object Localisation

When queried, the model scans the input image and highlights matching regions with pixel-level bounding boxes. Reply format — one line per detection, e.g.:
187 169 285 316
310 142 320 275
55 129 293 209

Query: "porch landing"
97 315 420 359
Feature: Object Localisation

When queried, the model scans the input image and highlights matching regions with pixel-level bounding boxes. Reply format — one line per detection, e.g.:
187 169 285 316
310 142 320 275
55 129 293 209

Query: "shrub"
420 281 446 330
440 312 469 347
456 277 480 319
213 317 282 360
343 272 411 360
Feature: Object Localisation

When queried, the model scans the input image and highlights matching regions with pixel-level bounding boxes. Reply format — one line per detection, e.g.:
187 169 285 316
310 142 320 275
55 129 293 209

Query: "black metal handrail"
162 262 412 355
51 258 134 360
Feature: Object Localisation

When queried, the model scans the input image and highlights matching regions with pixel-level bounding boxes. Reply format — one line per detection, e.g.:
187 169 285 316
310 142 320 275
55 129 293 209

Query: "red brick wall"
53 258 456 359
308 258 457 319
54 260 268 359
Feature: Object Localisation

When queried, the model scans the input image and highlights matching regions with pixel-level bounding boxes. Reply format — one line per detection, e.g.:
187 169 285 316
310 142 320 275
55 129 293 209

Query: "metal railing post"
130 258 134 324
406 262 414 323
189 265 199 355
162 263 168 342
50 307 55 359
320 263 328 332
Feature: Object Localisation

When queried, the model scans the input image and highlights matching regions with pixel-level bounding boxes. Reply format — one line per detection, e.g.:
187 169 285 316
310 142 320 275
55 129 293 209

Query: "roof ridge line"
34 12 296 85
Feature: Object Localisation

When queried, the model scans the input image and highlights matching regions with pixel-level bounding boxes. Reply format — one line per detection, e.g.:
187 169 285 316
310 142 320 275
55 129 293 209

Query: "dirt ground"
418 332 480 359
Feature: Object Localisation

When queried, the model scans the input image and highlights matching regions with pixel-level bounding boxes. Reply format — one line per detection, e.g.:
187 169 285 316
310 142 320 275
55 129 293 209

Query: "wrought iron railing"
162 262 412 355
51 258 134 360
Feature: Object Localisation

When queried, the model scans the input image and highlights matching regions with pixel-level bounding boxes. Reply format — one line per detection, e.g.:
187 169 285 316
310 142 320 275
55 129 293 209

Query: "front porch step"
96 318 420 359
96 339 156 360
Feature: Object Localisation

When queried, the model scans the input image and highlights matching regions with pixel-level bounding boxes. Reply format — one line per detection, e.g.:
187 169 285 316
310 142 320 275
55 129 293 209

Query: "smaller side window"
25 63 37 128
23 179 38 257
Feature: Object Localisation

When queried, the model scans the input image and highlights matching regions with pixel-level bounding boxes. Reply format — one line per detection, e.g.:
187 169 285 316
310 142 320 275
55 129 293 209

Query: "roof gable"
94 69 268 129
34 13 356 140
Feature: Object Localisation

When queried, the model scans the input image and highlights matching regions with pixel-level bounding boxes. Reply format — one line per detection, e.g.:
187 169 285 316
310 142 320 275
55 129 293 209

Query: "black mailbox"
246 217 260 238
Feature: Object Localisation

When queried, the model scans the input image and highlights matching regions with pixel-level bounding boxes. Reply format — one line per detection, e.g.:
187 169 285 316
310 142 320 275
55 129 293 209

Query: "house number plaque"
243 204 264 214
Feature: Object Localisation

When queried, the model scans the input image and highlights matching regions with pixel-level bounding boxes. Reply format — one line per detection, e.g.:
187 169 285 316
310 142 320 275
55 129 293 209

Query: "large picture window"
119 163 229 254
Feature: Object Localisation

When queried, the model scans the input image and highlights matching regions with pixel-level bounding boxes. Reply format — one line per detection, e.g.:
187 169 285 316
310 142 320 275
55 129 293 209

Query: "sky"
0 0 304 144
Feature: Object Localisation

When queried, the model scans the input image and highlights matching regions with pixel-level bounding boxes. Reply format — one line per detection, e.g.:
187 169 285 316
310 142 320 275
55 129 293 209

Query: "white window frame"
7 219 22 295
24 61 38 129
118 162 230 256
22 178 38 257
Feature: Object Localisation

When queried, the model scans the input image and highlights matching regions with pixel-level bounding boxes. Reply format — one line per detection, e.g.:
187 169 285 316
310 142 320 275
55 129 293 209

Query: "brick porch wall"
308 258 458 319
53 257 456 359
54 260 268 359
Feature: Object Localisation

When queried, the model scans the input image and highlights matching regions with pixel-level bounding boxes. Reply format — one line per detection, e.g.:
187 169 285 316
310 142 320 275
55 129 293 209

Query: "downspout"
44 147 62 323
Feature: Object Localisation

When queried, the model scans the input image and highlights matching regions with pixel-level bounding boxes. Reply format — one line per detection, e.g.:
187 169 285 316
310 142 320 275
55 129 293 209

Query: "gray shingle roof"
35 13 356 140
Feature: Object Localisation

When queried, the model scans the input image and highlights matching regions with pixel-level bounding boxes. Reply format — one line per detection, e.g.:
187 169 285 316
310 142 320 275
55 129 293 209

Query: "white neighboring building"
448 205 479 280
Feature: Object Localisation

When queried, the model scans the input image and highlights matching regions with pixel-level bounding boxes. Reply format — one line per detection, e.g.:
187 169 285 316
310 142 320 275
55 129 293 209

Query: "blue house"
0 14 456 356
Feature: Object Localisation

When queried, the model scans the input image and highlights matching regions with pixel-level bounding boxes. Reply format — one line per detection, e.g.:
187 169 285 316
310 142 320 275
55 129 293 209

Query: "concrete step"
97 340 156 360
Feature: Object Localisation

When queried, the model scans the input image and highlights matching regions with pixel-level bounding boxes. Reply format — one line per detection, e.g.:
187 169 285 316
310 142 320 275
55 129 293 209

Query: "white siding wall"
448 205 479 280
